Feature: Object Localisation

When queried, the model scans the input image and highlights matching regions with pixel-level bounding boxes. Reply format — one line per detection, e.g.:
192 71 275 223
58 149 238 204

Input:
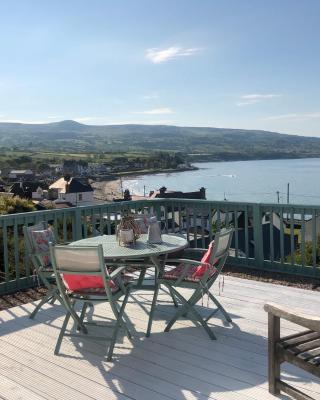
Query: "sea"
122 158 320 205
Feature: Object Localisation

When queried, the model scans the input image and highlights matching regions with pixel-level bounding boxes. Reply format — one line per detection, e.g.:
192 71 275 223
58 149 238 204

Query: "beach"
91 179 122 201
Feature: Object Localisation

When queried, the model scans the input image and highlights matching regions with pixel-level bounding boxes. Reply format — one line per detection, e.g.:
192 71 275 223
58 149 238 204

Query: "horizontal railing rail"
1 198 320 294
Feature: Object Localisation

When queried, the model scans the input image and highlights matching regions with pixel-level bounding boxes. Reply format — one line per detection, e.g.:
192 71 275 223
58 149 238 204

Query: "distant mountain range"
0 120 320 161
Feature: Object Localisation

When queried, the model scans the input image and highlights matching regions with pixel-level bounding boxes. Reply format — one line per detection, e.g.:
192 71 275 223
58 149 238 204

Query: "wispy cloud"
237 93 281 106
263 112 320 121
146 46 200 64
133 107 174 115
142 93 159 100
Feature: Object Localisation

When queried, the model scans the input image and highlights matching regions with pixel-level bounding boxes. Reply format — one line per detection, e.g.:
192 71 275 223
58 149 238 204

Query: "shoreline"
91 166 198 200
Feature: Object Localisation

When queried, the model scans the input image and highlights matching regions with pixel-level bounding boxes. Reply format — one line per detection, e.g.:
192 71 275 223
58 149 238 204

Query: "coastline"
91 165 198 200
91 179 123 201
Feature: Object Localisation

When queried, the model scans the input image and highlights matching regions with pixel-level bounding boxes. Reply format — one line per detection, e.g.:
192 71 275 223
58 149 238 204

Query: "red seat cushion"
62 274 116 291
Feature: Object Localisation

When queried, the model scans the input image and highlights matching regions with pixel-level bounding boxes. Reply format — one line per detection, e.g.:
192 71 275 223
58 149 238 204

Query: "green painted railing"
1 199 320 294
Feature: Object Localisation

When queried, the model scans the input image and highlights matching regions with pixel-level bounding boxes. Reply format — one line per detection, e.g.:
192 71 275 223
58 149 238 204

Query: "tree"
0 196 36 215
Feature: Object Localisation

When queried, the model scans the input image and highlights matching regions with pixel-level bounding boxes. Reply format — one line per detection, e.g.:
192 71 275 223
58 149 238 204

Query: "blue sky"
0 0 319 136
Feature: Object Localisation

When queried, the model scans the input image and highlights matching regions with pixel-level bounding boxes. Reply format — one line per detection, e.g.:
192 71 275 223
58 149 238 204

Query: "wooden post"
268 313 281 395
253 204 264 269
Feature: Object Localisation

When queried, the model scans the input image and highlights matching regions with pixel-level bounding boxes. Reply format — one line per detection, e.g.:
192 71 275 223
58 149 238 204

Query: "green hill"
0 120 320 161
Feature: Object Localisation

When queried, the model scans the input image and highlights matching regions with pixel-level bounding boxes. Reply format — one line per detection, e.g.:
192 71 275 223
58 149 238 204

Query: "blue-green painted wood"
2 198 320 294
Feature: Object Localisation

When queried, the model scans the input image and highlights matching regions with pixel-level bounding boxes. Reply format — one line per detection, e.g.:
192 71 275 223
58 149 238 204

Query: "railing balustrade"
1 199 320 294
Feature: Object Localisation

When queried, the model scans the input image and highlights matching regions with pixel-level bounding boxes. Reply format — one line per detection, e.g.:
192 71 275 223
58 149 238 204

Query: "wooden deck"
1 275 320 400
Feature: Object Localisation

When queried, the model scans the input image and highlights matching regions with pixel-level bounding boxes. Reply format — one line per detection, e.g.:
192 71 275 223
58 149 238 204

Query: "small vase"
147 217 162 244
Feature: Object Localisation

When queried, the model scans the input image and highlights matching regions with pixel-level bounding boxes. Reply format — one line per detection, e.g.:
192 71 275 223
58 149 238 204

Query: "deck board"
1 275 320 400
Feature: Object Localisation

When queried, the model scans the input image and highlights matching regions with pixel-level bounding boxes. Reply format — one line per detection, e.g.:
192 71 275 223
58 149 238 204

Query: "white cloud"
133 107 174 115
263 112 320 121
242 94 281 100
146 46 200 64
237 93 281 106
142 93 159 100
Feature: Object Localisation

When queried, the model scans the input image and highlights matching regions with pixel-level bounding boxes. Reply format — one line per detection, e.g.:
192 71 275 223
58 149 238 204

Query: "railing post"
74 207 83 240
253 204 264 268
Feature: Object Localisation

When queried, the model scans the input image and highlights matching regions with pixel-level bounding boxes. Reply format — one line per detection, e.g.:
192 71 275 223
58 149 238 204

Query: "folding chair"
23 222 63 319
146 227 234 339
50 244 132 361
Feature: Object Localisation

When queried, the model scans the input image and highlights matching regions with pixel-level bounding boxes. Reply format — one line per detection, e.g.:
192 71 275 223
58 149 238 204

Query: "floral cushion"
193 241 217 278
31 229 55 267
163 242 217 282
163 263 216 282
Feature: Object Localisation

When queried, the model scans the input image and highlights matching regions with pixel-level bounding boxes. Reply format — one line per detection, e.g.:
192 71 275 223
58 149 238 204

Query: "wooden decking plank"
1 276 320 400
0 322 257 400
0 296 318 396
0 375 48 400
0 312 265 399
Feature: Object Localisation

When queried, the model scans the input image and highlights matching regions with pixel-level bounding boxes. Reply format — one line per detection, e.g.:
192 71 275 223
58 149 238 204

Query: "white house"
49 177 94 206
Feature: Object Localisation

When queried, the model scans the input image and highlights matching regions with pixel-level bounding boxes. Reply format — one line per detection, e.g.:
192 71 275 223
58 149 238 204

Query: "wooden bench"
264 303 320 400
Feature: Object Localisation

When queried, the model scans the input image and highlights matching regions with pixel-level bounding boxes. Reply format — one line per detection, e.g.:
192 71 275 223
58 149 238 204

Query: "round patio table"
69 233 188 289
69 233 188 260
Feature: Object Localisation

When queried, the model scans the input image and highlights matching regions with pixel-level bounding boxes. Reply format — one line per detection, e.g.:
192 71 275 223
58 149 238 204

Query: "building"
49 177 94 205
149 186 206 200
8 169 34 181
9 181 48 200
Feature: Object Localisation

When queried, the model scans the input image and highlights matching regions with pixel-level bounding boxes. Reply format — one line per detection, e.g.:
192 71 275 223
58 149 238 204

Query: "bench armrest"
264 302 320 332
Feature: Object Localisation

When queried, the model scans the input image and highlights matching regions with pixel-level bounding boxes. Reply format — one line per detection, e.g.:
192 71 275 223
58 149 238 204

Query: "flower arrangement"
116 214 141 245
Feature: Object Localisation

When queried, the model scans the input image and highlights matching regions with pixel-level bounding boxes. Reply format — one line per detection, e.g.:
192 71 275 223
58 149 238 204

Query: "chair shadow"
55 298 299 400
2 295 318 400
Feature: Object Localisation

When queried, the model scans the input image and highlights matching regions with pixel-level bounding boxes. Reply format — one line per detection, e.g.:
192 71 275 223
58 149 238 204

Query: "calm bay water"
122 158 320 205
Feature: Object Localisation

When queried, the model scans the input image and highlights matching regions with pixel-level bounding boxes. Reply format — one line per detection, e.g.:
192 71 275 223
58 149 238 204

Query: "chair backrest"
50 244 114 298
52 245 105 275
23 221 57 269
23 221 48 254
209 227 234 268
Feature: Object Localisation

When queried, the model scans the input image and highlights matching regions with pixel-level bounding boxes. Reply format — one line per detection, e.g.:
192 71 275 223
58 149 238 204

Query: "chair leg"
205 291 232 323
168 286 179 307
268 313 281 395
77 302 89 331
107 290 130 361
164 286 217 340
146 283 160 337
54 311 71 355
50 295 56 305
29 289 55 319
110 296 132 340
65 300 88 334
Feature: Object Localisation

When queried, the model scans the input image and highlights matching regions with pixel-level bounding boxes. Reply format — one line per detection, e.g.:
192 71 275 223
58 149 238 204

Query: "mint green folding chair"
23 222 63 319
50 244 132 361
146 227 234 339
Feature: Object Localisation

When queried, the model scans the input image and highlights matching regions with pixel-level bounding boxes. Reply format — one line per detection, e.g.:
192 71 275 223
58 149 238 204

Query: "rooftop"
49 177 93 193
1 275 319 399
